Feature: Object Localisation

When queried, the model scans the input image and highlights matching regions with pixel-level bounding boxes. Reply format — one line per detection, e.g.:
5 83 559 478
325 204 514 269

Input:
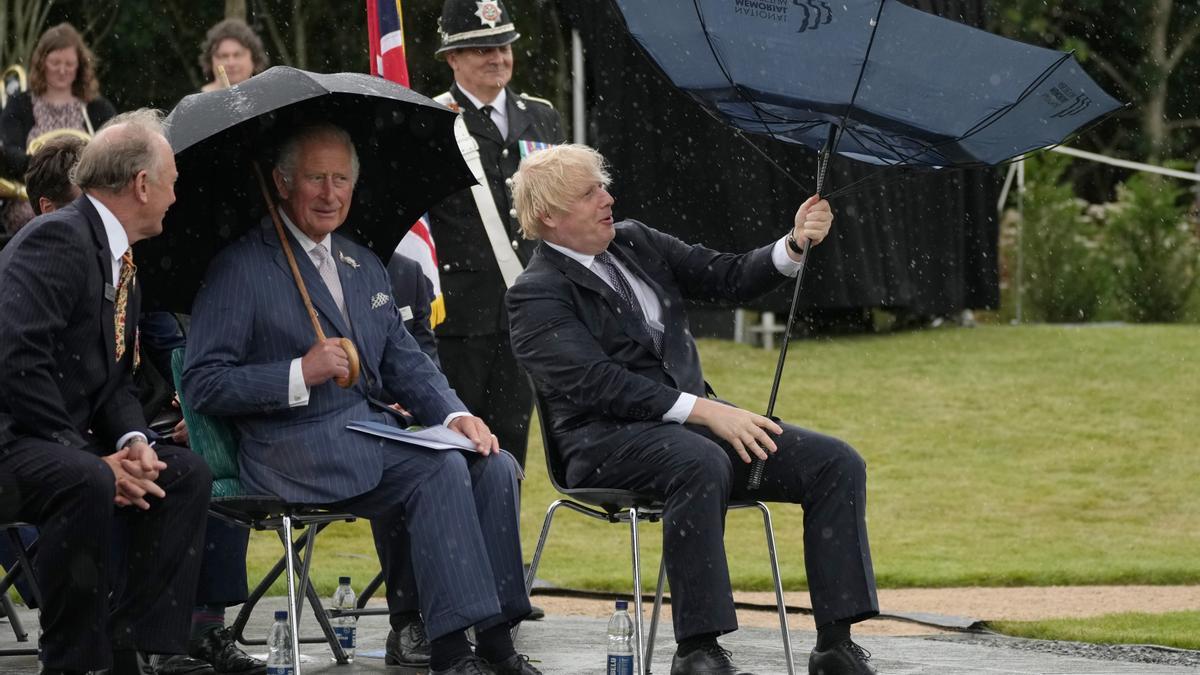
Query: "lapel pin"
338 251 360 269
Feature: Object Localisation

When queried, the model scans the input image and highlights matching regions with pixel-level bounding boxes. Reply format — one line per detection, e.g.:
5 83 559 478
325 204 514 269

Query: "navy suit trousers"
329 444 529 640
0 441 210 670
577 420 879 640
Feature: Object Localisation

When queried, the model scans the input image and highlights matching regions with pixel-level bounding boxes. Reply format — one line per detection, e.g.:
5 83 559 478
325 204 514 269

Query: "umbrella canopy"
138 66 476 313
612 0 1122 169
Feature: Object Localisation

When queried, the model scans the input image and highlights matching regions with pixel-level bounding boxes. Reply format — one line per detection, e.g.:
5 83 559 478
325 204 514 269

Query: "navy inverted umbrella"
611 0 1122 490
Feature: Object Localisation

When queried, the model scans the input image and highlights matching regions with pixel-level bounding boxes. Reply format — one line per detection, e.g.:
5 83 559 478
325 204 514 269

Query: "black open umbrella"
138 66 476 314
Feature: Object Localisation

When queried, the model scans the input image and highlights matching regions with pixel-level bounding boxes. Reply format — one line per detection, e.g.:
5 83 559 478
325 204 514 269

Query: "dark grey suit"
507 221 879 639
183 220 529 639
0 195 210 671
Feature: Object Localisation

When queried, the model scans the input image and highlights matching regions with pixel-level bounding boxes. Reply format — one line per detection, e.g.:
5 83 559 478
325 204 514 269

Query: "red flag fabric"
368 0 411 87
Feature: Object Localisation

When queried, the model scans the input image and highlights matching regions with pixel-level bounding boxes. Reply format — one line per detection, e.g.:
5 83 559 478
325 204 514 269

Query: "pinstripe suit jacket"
182 219 466 503
0 195 145 454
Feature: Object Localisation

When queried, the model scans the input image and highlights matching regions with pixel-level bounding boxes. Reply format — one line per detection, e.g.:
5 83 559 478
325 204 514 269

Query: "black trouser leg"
437 333 532 467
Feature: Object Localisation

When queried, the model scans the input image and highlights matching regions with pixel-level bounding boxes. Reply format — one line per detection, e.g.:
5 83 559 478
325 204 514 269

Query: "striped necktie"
594 251 664 356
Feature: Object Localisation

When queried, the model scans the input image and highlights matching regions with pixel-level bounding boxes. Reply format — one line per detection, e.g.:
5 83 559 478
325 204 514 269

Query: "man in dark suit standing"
428 0 566 469
183 124 539 675
0 110 211 675
507 146 880 675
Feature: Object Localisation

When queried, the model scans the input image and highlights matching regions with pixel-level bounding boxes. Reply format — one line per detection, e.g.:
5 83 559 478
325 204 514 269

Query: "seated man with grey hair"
0 109 212 675
183 123 540 675
506 145 880 675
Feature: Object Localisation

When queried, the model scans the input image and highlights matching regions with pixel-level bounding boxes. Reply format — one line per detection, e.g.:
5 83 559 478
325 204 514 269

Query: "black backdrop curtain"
557 0 1000 329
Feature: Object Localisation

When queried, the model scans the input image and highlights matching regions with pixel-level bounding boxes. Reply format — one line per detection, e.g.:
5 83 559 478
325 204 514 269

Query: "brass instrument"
1 64 27 110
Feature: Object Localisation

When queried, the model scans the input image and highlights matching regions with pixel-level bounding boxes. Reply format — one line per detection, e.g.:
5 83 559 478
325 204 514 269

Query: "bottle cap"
274 610 288 620
339 576 351 584
615 600 628 610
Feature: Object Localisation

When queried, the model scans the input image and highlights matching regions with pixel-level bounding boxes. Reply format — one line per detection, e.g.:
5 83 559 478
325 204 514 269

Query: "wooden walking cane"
252 161 362 389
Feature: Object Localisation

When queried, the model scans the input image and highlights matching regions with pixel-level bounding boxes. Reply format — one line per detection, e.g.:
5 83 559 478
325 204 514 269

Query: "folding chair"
0 524 39 657
523 387 796 675
170 349 360 672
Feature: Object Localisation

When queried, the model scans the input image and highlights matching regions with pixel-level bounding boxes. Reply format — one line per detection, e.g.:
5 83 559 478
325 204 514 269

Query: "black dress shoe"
188 628 266 675
526 604 545 621
152 654 215 675
489 653 543 675
670 642 754 675
385 618 432 666
430 654 497 675
808 640 877 675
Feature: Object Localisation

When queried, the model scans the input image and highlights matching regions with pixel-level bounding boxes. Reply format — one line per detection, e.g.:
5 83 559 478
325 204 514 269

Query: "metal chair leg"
524 500 565 596
755 502 795 675
357 570 385 608
645 555 667 671
281 516 304 675
629 508 647 675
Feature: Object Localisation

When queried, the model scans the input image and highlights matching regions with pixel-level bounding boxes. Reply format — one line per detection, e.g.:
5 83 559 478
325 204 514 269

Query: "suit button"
511 239 519 250
442 264 451 272
505 177 514 187
509 208 518 218
502 148 510 158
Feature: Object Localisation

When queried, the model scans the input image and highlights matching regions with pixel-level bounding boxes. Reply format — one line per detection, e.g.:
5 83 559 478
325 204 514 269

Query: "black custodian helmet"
436 0 520 55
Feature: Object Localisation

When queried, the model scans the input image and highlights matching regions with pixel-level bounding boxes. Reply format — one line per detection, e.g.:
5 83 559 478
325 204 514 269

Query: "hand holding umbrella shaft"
790 195 833 258
302 338 351 386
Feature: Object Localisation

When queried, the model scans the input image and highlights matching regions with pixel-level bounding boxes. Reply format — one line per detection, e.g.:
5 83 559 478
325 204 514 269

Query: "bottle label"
334 625 356 649
266 667 293 675
607 654 634 675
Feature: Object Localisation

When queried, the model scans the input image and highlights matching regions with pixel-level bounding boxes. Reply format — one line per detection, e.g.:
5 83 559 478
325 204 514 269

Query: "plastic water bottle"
266 610 294 675
331 576 357 662
606 599 635 675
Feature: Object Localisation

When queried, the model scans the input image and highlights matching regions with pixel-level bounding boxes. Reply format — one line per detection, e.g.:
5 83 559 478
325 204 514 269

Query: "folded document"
346 420 478 452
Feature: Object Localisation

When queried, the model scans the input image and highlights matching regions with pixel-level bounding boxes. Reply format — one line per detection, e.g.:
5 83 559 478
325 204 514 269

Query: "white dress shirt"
459 86 509 140
85 195 147 451
546 235 803 423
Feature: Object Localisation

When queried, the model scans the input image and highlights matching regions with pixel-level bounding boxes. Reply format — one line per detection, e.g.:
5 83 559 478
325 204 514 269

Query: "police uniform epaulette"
518 92 555 109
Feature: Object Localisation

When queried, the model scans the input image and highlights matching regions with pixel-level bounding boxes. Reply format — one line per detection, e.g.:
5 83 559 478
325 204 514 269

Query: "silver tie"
311 245 349 325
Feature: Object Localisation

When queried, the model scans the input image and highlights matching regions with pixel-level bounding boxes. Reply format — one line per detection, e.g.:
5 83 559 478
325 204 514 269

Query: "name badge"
399 305 414 321
104 283 116 302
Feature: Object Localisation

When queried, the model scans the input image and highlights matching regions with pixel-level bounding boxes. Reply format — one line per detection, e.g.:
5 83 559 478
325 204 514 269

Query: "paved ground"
3 598 1197 674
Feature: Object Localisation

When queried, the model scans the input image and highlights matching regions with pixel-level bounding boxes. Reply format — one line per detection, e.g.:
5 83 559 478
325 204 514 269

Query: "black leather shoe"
489 653 543 675
188 628 266 675
385 618 432 666
670 642 754 674
526 604 545 621
152 654 215 675
808 640 877 675
431 654 497 675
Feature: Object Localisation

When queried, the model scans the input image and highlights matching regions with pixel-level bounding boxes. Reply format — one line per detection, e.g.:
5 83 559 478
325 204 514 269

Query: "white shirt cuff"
116 431 148 452
443 411 471 427
772 236 804 276
663 393 698 424
288 358 311 408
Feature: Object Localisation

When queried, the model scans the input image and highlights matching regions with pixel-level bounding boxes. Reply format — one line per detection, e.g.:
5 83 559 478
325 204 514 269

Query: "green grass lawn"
991 611 1200 651
247 324 1200 644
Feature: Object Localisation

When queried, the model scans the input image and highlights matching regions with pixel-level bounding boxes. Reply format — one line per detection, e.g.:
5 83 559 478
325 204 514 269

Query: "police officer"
429 0 565 470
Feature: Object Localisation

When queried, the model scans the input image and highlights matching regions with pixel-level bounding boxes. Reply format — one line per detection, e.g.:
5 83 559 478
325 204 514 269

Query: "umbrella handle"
252 161 361 389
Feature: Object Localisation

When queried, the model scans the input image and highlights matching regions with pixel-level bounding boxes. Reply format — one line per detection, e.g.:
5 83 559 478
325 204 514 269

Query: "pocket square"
371 292 390 309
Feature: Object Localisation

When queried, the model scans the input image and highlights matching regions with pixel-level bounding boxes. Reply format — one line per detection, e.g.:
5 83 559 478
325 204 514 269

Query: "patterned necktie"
113 248 135 362
311 245 349 325
594 251 664 356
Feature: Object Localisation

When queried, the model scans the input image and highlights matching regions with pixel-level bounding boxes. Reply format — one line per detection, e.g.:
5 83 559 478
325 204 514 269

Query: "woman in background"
198 18 269 91
0 23 115 233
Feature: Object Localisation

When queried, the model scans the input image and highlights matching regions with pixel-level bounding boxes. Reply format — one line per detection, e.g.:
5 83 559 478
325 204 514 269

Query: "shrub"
1106 174 1199 322
1020 154 1112 322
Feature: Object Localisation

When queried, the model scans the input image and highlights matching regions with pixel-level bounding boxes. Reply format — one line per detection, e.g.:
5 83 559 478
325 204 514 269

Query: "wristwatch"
786 232 805 255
